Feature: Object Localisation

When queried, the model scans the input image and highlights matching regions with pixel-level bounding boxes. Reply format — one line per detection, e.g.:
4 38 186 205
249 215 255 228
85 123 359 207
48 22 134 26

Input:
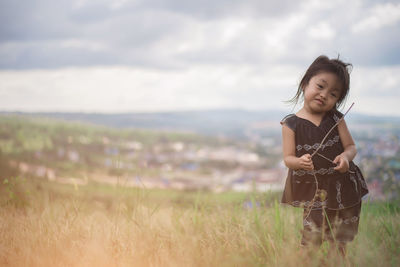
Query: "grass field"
1 176 399 267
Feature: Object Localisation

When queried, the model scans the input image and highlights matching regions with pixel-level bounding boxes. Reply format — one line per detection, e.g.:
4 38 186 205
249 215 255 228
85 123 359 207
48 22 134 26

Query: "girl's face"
302 72 342 114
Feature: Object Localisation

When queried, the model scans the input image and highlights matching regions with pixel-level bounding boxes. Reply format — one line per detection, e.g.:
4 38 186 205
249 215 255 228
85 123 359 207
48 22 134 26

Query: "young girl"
280 55 368 256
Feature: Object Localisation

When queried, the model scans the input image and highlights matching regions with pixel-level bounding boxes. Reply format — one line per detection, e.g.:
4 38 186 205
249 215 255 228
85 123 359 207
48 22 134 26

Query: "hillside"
1 109 400 199
2 109 400 138
0 114 284 193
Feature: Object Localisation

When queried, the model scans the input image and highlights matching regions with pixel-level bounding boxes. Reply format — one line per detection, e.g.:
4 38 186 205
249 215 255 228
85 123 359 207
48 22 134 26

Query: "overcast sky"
0 0 400 116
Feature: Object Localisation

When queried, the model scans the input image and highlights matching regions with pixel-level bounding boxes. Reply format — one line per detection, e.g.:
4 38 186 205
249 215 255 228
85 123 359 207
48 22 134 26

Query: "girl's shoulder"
280 114 297 131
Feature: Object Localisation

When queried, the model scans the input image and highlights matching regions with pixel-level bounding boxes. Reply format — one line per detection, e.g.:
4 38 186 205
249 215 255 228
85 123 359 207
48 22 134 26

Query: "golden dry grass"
0 178 399 267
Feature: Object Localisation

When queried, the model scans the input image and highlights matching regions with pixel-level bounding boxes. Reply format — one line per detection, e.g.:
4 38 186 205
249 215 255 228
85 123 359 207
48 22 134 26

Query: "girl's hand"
333 154 349 173
298 154 314 170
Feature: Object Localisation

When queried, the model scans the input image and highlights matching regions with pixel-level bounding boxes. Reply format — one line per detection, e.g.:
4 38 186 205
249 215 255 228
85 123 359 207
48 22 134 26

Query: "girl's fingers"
305 165 314 170
334 165 341 171
300 154 314 170
334 162 348 173
301 161 314 170
301 162 312 167
333 156 341 166
333 155 341 165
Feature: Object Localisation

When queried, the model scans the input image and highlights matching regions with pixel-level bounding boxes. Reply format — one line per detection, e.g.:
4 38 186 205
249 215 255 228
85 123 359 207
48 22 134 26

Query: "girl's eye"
317 84 323 89
331 93 337 97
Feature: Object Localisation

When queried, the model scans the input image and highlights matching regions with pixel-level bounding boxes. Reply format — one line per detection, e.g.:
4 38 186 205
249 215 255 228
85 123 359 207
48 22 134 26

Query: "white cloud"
346 65 400 116
0 0 399 116
1 0 398 69
59 39 109 52
0 65 300 112
1 64 399 116
307 22 335 40
351 65 400 97
352 2 400 33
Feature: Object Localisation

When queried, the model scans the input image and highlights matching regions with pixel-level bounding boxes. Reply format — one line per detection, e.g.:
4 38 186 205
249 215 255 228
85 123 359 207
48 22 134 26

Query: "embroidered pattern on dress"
294 180 313 184
303 218 312 226
343 216 359 224
292 200 327 208
296 135 340 151
336 181 344 209
293 167 335 176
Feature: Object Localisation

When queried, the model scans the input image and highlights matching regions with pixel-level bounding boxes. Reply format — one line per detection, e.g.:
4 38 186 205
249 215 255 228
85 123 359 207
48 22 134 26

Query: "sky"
0 0 400 116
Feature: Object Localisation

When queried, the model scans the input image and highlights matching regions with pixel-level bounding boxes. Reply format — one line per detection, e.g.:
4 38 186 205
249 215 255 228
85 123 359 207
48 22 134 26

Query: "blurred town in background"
1 109 399 201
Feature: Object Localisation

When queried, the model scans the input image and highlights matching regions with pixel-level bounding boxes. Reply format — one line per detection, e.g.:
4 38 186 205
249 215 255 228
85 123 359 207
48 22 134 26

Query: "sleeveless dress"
281 109 369 244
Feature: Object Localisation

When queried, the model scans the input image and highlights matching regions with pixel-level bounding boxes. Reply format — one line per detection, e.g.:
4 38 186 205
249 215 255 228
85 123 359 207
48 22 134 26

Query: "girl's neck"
297 106 327 116
296 107 327 127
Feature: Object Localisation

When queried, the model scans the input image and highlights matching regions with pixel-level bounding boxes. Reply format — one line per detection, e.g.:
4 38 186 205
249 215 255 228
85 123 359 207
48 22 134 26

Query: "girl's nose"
319 90 327 99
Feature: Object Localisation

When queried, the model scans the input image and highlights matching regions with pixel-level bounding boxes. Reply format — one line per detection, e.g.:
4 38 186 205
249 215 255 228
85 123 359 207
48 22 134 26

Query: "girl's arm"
282 125 314 170
333 119 357 172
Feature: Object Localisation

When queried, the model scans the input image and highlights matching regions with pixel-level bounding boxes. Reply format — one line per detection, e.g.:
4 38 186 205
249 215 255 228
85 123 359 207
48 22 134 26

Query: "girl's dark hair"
288 55 353 109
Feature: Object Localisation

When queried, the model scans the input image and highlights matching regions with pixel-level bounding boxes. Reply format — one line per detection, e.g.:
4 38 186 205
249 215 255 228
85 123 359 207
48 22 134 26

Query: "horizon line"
1 108 399 119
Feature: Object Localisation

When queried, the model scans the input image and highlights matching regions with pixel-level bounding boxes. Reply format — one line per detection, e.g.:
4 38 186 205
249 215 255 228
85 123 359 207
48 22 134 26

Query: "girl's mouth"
315 99 324 105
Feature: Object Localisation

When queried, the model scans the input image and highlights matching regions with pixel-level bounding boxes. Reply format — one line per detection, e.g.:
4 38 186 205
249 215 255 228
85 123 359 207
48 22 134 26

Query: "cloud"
1 0 399 70
59 39 108 52
1 64 399 116
307 22 336 40
352 2 400 33
0 65 299 112
352 65 400 97
0 0 399 115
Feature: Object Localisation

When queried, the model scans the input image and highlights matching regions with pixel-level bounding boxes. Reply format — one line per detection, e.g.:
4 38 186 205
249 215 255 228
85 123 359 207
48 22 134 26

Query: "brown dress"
281 109 368 244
